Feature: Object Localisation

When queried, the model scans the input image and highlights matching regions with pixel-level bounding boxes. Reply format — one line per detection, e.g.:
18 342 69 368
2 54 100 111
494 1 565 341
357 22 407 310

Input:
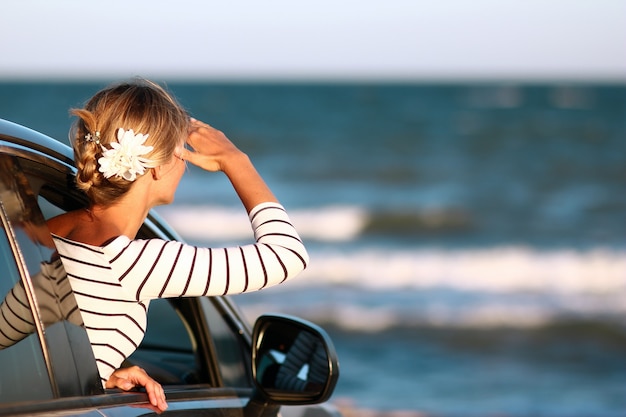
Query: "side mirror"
251 314 340 405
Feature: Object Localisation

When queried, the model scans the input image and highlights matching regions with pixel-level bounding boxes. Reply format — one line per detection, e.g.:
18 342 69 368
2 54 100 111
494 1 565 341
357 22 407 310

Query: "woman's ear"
151 166 162 180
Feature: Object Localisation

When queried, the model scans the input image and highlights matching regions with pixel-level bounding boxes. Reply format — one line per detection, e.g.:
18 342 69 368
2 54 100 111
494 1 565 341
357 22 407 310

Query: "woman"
46 79 309 412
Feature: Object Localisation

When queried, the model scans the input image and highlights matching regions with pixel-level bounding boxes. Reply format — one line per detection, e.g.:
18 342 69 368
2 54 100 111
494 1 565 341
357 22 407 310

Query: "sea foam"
158 204 367 242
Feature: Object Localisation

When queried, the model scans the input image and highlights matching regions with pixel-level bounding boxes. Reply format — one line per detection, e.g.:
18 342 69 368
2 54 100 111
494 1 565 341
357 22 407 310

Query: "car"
0 118 341 417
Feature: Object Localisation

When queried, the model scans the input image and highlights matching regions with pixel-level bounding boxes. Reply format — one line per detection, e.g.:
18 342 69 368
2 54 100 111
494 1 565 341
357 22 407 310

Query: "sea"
1 81 625 417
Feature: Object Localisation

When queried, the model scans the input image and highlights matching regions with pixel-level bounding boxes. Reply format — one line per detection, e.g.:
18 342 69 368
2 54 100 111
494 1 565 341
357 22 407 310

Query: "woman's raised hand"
180 118 278 212
181 118 244 172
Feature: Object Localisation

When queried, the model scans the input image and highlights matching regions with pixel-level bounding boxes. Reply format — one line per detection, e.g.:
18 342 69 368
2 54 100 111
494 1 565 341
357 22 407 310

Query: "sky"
1 0 625 82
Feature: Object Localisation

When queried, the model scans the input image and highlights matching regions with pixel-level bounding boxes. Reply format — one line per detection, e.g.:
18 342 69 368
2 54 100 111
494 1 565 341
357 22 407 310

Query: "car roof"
0 118 74 168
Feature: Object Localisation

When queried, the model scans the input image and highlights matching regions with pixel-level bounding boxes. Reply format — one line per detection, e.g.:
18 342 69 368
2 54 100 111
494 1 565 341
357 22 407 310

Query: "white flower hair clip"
98 128 155 181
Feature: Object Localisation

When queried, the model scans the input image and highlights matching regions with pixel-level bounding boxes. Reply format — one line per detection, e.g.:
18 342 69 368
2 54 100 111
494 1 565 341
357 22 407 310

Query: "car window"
129 293 253 389
0 165 55 403
18 153 253 391
0 227 55 403
126 298 205 385
33 180 213 387
0 154 101 400
143 298 194 351
200 297 251 388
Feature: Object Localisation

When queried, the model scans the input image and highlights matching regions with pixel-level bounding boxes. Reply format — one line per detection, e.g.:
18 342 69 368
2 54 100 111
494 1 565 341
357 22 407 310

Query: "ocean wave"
237 295 626 332
157 204 472 242
232 246 625 330
237 289 626 331
158 204 624 293
158 204 368 241
296 246 626 293
158 204 625 330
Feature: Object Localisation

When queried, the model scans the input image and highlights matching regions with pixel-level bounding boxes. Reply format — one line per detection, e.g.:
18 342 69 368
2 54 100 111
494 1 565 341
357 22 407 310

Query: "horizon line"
1 73 625 85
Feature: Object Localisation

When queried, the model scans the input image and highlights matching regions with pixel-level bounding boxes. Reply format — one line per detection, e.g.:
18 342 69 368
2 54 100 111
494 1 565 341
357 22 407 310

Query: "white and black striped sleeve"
107 202 309 300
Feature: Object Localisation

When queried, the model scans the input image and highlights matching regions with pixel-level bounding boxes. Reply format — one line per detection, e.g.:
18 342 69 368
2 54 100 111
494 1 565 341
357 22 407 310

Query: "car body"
0 118 340 417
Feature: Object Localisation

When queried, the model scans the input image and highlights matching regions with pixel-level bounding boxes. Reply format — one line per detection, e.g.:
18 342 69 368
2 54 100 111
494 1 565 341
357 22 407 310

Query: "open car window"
199 297 252 387
126 298 206 385
22 152 253 390
21 159 208 387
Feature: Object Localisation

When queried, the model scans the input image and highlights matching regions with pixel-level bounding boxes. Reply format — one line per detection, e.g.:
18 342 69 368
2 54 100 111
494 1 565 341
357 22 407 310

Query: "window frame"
5 141 257 391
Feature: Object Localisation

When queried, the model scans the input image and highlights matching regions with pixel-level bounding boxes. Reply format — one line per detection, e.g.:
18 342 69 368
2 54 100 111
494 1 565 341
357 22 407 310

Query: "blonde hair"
70 79 189 205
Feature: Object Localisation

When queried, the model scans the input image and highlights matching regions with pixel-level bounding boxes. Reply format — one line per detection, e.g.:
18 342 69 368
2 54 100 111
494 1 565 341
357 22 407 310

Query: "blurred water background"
1 81 625 416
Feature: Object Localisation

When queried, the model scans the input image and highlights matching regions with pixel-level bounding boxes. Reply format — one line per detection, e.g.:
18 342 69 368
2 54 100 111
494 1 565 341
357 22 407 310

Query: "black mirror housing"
251 313 340 405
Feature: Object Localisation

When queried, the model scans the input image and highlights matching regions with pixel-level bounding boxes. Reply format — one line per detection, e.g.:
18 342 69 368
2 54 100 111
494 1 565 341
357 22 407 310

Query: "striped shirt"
52 202 308 386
